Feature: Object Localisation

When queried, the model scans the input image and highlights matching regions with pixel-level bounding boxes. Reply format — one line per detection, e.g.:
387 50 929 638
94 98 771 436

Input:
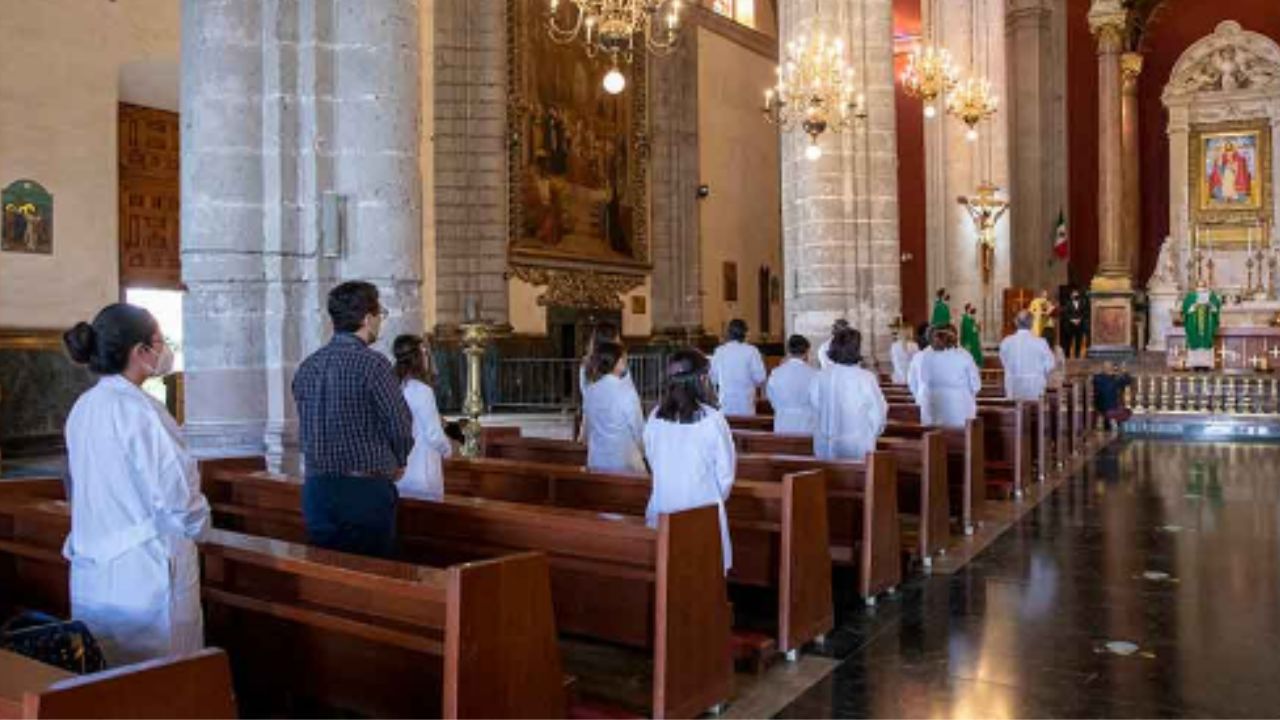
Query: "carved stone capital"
509 265 646 310
1121 52 1144 80
1087 0 1127 50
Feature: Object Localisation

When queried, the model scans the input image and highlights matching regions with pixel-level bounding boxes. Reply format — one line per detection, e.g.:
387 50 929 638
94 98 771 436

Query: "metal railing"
439 351 672 413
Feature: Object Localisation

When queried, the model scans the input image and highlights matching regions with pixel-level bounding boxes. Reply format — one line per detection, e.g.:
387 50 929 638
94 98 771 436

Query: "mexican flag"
1052 210 1068 261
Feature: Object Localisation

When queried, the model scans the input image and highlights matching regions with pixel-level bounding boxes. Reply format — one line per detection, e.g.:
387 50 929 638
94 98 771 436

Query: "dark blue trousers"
302 474 398 558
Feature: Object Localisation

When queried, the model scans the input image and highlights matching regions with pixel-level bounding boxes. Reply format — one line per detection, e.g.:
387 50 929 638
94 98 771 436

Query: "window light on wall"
712 0 755 28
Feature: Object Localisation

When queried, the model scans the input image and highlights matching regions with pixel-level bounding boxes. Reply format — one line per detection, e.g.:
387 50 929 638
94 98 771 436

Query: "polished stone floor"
777 440 1280 719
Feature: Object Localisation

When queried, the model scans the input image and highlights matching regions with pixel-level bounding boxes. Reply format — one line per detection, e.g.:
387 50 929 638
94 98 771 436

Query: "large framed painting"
507 0 650 271
1190 120 1273 245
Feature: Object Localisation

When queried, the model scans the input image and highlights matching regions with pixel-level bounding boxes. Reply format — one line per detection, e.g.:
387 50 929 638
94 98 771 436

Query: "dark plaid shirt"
292 333 413 477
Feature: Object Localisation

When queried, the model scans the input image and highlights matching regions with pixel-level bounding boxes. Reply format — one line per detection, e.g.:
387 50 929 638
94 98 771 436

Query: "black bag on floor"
0 610 106 674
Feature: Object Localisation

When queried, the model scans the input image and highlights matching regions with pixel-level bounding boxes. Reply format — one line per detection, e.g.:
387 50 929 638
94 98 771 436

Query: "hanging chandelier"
547 0 684 94
900 45 959 118
762 32 867 161
946 76 999 140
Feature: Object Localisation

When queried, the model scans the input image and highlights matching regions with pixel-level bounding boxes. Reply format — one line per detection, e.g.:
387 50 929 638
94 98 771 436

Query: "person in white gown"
393 334 453 500
809 325 888 460
890 326 920 385
914 324 982 428
817 318 850 370
61 303 210 665
644 349 736 573
710 319 766 416
766 335 818 433
999 311 1057 401
582 341 647 473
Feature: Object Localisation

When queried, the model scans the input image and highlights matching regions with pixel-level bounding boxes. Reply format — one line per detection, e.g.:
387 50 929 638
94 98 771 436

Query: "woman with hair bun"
61 303 210 665
912 323 981 428
808 325 888 461
393 334 452 500
643 349 736 573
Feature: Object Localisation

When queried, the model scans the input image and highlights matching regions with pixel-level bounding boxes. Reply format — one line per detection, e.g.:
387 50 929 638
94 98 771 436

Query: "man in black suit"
1061 288 1089 358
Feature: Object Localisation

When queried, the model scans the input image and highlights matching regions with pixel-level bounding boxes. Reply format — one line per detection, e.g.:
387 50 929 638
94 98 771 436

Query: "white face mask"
146 343 175 378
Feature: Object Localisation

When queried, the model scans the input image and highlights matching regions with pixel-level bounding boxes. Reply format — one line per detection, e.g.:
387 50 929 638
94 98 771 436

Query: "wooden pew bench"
731 430 949 564
200 467 731 719
439 457 832 660
479 430 902 603
0 484 565 719
884 403 1032 499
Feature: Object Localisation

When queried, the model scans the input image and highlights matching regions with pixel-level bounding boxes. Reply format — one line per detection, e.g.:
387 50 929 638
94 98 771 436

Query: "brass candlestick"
459 321 494 458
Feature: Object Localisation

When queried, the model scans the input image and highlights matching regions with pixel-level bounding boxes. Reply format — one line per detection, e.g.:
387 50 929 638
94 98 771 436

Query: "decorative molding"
1086 0 1127 45
1121 52 1144 81
510 265 646 310
0 328 65 352
1164 22 1280 101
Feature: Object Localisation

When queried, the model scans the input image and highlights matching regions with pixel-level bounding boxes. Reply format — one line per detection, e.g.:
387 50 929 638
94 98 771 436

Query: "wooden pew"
439 456 831 658
200 468 731 719
480 429 901 602
0 484 566 719
731 430 949 563
0 647 236 720
885 404 1032 499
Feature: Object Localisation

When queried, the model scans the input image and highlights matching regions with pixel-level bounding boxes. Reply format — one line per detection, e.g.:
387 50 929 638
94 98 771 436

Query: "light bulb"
805 143 823 161
924 104 937 119
603 68 626 95
966 127 979 142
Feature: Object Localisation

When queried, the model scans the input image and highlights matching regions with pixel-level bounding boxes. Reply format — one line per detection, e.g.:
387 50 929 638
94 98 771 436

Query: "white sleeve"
867 377 888 436
966 354 982 394
137 409 210 541
415 383 453 457
710 413 737 500
1040 341 1056 374
751 348 767 387
766 370 780 407
907 353 924 401
626 384 646 446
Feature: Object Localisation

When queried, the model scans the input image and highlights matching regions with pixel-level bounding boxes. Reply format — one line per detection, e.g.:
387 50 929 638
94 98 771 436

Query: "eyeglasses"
376 307 390 319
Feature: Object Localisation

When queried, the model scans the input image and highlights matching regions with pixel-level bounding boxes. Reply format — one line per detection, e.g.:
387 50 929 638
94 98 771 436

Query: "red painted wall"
894 0 927 325
1067 0 1280 288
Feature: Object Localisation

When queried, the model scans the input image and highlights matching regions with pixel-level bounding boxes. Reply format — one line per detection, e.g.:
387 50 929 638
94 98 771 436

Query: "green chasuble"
961 314 983 366
931 299 952 326
1180 290 1222 351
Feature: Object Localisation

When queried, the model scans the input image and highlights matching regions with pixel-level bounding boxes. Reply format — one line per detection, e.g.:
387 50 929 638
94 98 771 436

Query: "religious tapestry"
1 179 53 255
1190 121 1273 245
507 0 649 271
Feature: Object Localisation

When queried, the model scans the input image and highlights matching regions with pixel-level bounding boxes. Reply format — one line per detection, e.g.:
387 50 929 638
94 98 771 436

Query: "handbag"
1 610 107 674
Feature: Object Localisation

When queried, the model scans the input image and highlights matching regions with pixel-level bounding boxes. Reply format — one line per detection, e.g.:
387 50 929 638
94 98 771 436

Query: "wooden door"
118 103 181 290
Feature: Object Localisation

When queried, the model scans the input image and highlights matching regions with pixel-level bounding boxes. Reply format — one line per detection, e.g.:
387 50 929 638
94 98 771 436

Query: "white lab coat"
808 364 888 461
999 329 1056 401
914 348 982 428
766 358 818 433
582 374 647 473
400 379 452 500
63 375 210 666
643 406 736 573
906 347 932 404
890 339 920 385
711 341 766 416
817 338 833 370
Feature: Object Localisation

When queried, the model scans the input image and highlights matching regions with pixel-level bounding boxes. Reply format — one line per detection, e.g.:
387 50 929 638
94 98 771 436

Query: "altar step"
1123 412 1280 441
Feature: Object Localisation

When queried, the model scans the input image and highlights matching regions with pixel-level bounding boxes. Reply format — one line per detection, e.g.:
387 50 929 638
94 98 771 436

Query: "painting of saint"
509 1 647 268
1201 131 1261 210
1 179 53 255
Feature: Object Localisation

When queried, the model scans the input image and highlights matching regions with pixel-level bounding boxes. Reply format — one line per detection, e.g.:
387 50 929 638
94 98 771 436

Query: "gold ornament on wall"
510 265 646 310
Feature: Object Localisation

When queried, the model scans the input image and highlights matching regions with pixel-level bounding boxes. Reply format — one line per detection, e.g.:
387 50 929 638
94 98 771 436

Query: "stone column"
781 0 900 364
1086 0 1133 355
1121 52 1143 281
1006 0 1066 293
182 0 424 462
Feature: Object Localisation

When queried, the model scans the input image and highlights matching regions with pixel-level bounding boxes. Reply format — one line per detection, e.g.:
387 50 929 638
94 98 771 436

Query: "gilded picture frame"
506 0 651 273
1190 120 1273 246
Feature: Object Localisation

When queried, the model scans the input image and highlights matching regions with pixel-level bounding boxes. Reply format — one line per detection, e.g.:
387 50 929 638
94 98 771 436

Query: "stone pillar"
924 0 1010 341
1086 0 1133 355
182 0 424 462
1121 52 1143 281
781 0 900 364
1006 0 1066 293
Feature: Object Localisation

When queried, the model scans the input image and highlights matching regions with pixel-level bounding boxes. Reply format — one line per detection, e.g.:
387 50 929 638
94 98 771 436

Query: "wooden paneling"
118 103 180 290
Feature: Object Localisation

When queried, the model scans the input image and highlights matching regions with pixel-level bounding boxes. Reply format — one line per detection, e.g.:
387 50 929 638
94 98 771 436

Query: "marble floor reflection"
776 440 1280 719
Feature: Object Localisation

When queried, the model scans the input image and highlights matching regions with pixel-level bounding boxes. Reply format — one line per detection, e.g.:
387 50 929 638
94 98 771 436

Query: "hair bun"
63 322 98 365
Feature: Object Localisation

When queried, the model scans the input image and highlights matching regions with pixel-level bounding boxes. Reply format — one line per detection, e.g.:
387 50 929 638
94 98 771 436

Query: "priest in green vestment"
1180 284 1222 369
931 288 952 326
961 303 983 367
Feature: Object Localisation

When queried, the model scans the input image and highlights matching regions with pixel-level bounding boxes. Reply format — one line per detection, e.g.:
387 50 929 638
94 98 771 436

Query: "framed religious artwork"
1190 120 1273 246
1 179 53 255
506 0 650 272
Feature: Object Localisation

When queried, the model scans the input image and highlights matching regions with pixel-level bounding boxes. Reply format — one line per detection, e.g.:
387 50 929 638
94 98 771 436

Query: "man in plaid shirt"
293 281 414 557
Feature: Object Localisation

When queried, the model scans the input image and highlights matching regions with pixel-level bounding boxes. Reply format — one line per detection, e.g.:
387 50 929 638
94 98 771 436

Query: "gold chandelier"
946 76 999 140
547 0 683 93
900 45 959 118
762 32 867 161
